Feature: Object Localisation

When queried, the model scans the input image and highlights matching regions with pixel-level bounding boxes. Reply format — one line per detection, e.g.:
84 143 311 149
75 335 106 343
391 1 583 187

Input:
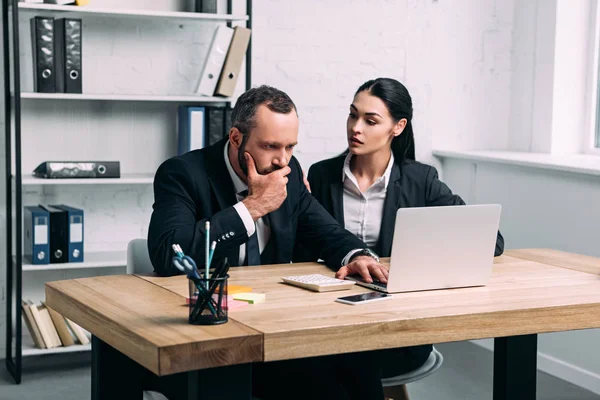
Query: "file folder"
215 27 251 97
195 24 233 96
52 205 84 263
55 18 82 94
24 206 50 265
40 205 68 264
30 16 56 93
225 106 233 134
177 106 206 155
195 0 217 13
206 107 225 146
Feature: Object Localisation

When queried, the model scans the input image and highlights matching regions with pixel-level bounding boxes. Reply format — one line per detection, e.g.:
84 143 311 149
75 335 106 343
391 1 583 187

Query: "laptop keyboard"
371 280 388 289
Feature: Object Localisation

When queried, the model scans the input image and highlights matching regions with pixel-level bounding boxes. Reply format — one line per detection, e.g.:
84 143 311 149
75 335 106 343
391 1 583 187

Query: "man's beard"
238 135 250 177
237 136 282 176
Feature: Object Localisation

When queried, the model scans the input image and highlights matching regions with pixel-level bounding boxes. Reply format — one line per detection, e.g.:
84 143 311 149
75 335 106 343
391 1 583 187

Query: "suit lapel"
203 138 240 264
330 182 345 226
377 163 402 257
204 138 238 210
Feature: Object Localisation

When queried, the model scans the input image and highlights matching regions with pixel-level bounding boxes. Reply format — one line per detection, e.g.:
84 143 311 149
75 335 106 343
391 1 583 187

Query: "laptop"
345 204 502 293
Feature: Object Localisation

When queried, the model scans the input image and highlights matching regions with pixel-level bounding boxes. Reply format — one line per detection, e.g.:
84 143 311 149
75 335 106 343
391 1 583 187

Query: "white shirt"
224 142 271 265
342 152 394 248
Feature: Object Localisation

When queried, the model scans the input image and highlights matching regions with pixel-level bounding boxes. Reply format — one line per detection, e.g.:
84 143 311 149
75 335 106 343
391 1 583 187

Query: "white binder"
196 24 234 97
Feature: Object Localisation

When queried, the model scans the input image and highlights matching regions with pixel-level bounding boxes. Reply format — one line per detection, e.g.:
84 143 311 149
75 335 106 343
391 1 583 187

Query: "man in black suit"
148 85 389 399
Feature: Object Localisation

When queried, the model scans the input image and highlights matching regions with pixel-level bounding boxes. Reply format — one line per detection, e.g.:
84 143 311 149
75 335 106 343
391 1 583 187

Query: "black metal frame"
92 336 253 400
2 1 252 384
493 334 538 400
227 0 252 91
4 0 23 384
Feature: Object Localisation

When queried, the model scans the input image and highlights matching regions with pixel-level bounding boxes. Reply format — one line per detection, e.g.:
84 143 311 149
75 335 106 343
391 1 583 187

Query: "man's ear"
229 127 244 149
393 118 407 137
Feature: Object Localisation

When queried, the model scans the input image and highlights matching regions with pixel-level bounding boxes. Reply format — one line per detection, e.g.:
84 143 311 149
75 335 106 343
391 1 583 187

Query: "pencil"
205 221 210 289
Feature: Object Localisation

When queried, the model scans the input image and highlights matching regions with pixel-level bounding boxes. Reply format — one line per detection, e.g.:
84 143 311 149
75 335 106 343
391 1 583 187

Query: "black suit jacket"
147 139 367 276
295 154 504 260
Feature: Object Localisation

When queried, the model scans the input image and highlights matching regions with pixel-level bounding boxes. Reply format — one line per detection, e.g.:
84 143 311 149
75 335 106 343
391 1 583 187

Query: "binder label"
70 215 83 243
34 217 48 245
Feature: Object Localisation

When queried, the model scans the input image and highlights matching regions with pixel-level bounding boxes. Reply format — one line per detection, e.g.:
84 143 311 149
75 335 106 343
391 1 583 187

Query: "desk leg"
146 363 253 400
91 336 145 400
91 335 252 400
493 334 537 400
196 363 253 400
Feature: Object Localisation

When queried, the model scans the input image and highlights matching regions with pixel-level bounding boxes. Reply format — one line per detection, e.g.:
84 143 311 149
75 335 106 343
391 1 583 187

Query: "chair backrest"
127 238 155 275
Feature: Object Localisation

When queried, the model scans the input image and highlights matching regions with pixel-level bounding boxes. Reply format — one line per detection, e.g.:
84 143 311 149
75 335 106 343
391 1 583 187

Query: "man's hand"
242 152 290 220
335 256 389 284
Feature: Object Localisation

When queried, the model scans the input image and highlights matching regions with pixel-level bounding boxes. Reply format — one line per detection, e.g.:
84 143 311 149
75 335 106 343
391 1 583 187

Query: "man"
148 85 388 399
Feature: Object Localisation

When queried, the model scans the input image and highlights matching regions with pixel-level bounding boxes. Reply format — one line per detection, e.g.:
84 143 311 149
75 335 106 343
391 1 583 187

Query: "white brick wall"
252 0 514 169
0 0 514 359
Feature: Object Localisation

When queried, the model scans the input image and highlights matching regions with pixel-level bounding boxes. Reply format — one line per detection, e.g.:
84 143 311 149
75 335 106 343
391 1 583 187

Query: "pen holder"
188 274 229 325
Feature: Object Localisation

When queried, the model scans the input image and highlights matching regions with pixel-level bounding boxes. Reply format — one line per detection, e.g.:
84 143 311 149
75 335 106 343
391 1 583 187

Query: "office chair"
382 346 444 400
127 238 155 275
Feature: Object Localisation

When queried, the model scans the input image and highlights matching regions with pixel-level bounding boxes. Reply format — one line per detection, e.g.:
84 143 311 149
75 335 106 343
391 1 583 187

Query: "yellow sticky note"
233 292 266 304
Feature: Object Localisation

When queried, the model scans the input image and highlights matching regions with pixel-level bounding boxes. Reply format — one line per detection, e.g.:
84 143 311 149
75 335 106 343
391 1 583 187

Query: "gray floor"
1 341 598 400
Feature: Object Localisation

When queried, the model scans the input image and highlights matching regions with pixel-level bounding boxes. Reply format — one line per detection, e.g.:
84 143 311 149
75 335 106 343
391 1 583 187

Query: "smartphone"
335 291 392 305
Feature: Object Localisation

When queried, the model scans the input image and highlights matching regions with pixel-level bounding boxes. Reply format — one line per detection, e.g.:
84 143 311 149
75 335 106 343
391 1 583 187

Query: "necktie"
239 190 261 266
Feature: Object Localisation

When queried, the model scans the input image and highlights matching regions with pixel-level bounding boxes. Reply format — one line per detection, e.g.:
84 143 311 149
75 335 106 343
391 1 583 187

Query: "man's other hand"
335 256 389 284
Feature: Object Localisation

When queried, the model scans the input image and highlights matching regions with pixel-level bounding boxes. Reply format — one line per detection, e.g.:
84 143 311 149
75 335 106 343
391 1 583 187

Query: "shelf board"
18 250 127 272
17 3 249 22
18 173 154 186
20 92 232 103
22 331 91 357
23 343 91 357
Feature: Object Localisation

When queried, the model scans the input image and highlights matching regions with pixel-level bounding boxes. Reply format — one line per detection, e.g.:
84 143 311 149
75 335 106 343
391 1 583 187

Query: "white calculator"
281 274 356 292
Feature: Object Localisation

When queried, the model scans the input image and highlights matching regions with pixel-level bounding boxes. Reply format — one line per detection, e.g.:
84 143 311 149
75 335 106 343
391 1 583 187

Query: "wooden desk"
46 249 600 400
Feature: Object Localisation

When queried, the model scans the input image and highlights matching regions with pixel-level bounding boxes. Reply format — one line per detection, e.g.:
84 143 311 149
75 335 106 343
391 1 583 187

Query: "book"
45 303 75 346
38 304 62 348
65 318 90 345
21 300 46 348
27 300 60 349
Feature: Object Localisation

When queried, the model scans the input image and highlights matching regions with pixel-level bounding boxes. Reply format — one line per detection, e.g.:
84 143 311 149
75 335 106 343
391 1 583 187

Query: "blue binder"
52 204 84 263
177 105 206 155
24 206 50 264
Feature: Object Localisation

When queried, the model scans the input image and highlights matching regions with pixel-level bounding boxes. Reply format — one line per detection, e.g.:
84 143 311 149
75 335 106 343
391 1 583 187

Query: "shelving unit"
20 92 233 103
19 250 127 272
17 2 249 22
22 331 91 357
3 0 253 384
19 173 154 186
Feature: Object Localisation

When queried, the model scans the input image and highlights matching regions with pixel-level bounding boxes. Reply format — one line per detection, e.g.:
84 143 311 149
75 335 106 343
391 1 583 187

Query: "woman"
297 77 504 398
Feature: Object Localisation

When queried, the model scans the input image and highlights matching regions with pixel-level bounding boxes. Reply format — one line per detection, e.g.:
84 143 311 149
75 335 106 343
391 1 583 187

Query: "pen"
171 244 184 258
208 241 217 271
205 221 210 290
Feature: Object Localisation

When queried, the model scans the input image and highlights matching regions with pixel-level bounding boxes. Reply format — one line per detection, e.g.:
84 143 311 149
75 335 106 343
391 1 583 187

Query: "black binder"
206 107 225 146
196 0 217 13
224 106 233 135
30 16 56 93
41 205 68 264
55 18 82 93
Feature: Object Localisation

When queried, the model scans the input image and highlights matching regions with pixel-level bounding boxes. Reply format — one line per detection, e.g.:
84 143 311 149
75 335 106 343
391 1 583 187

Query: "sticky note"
217 285 253 294
225 299 249 311
232 292 266 304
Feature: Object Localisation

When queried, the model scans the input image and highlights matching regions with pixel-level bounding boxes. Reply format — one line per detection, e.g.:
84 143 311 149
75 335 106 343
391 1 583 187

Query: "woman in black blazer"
295 77 505 393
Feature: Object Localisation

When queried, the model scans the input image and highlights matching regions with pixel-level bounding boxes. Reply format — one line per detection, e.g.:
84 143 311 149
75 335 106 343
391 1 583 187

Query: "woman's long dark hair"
355 78 416 162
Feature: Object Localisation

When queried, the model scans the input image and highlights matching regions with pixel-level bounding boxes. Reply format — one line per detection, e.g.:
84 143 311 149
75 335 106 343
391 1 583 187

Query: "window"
596 54 600 148
591 1 600 152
